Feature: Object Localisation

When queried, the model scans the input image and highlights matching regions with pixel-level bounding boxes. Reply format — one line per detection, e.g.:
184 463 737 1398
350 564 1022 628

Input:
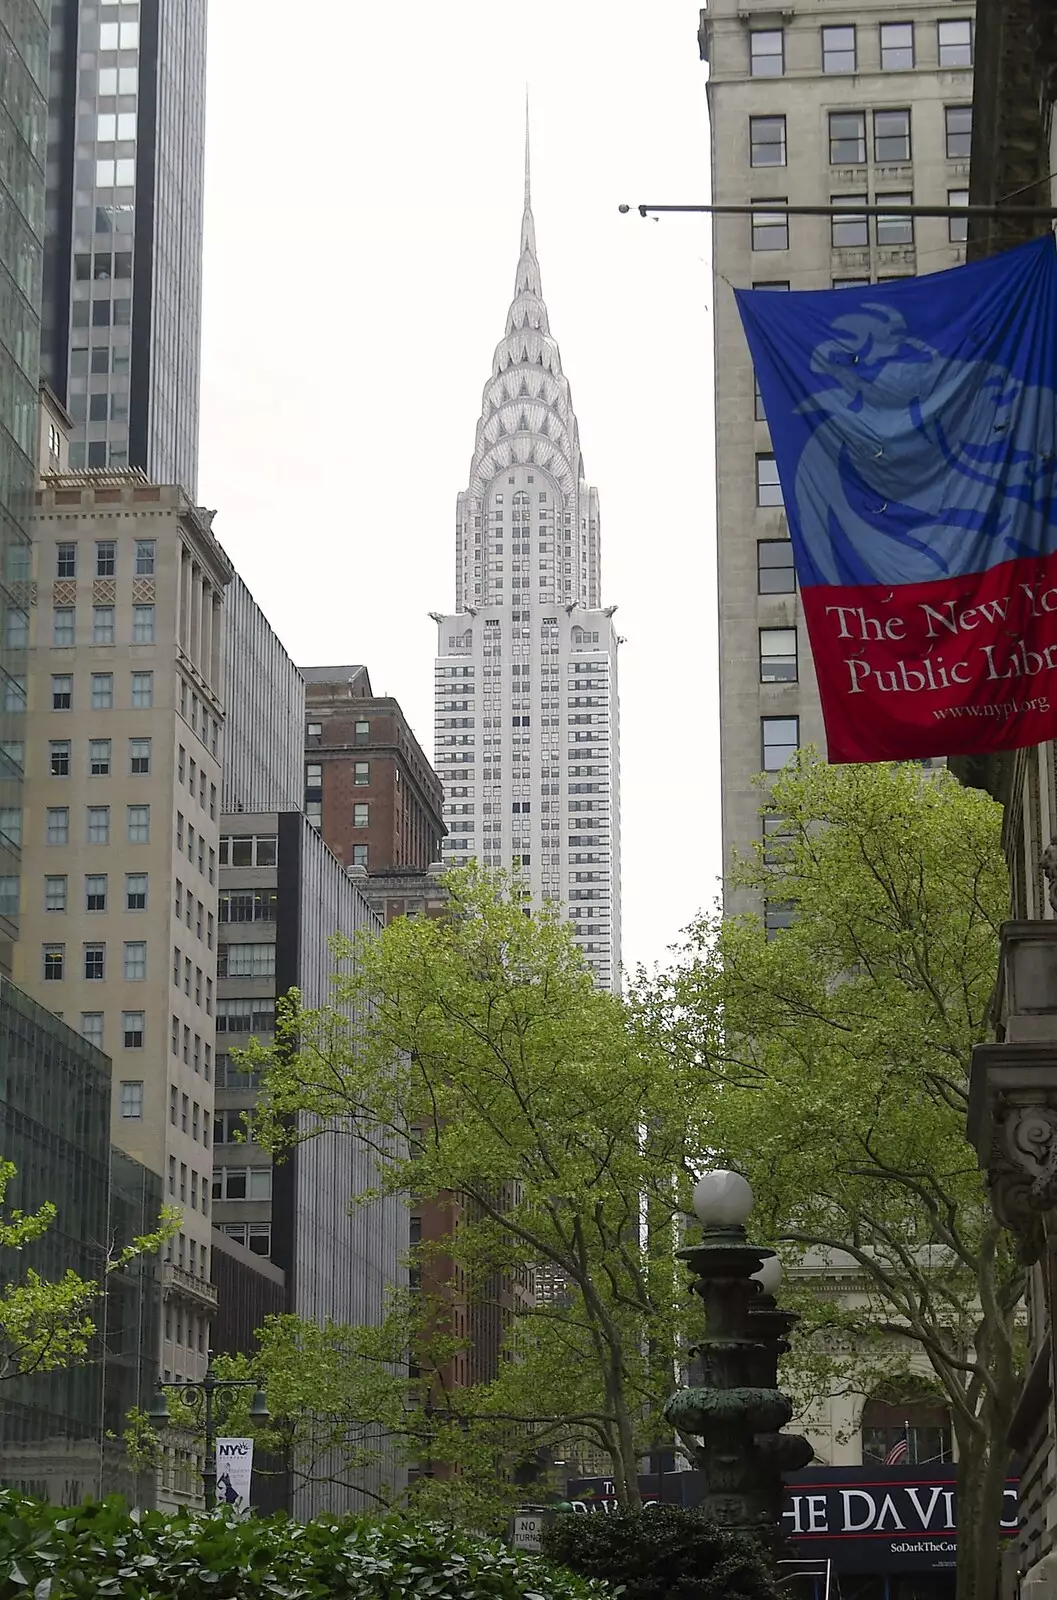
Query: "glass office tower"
0 0 49 976
41 0 207 493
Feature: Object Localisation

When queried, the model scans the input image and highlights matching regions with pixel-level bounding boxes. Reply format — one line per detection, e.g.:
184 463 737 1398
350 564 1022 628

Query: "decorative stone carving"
1041 842 1057 916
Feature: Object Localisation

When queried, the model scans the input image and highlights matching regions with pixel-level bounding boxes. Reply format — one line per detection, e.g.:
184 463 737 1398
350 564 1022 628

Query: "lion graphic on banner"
792 303 1057 587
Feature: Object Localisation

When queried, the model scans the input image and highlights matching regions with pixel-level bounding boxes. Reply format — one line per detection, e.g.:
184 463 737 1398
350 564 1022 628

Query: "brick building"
301 666 445 873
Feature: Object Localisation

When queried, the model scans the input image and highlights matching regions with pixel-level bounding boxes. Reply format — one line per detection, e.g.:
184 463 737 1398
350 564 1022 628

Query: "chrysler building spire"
435 123 621 990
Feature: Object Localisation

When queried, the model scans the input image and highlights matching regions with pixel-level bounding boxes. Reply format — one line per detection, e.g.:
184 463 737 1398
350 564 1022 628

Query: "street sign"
512 1511 544 1552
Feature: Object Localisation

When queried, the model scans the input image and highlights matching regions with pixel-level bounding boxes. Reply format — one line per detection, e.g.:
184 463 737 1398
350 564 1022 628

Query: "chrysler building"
433 123 622 989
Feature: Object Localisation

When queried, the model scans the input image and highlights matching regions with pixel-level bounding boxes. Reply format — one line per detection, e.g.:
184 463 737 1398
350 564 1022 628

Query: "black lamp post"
148 1357 269 1510
663 1170 811 1541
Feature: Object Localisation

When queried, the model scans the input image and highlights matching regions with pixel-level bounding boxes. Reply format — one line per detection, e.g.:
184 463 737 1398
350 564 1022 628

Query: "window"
949 189 969 243
354 720 370 743
91 672 113 709
218 943 276 979
750 115 786 167
120 1080 143 1116
307 722 322 738
220 1222 271 1257
132 604 155 644
763 814 795 864
877 194 913 246
43 945 65 981
829 111 866 165
760 628 798 682
938 18 972 66
832 193 868 247
353 803 370 828
215 998 277 1035
218 890 278 923
353 761 370 785
352 844 368 867
124 941 147 980
125 872 147 911
212 1168 273 1202
93 605 115 644
135 540 156 575
50 740 70 776
764 901 797 938
95 541 115 577
750 28 783 75
874 108 911 163
0 875 18 918
45 876 67 912
85 874 107 912
754 372 767 422
46 807 69 845
52 675 72 710
87 805 110 844
52 607 75 647
880 21 914 69
756 455 784 507
945 105 972 159
822 24 856 72
862 1392 953 1466
752 203 788 251
81 1013 104 1049
762 716 800 771
89 739 111 776
127 805 150 843
124 737 151 777
84 943 105 980
219 834 277 867
56 543 76 579
131 672 153 707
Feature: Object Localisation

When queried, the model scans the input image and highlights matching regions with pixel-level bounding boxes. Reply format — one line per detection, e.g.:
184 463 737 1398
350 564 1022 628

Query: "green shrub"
541 1506 781 1600
0 1492 612 1600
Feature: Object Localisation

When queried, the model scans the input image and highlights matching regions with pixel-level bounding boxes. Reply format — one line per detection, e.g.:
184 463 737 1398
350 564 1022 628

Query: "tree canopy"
640 757 1019 1600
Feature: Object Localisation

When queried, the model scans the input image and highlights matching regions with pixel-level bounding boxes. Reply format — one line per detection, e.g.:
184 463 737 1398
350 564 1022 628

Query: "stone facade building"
702 0 970 913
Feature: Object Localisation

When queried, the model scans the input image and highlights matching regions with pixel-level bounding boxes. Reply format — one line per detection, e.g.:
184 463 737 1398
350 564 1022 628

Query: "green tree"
242 867 705 1509
642 758 1020 1600
0 1158 179 1380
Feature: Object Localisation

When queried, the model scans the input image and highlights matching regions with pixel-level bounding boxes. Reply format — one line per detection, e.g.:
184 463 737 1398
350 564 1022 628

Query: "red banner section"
801 549 1057 762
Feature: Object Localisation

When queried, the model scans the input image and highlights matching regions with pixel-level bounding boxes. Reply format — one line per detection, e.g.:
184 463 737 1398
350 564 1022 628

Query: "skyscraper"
40 1 208 491
0 0 48 975
434 124 622 990
703 0 973 914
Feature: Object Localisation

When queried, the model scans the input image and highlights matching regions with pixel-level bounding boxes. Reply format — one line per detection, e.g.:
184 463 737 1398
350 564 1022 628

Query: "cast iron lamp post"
664 1171 811 1539
148 1358 269 1510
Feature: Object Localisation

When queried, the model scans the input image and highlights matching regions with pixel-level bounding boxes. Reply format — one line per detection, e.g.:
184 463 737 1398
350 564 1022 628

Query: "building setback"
212 810 408 1517
302 666 445 873
702 0 971 916
14 470 232 1403
0 0 48 975
41 0 208 491
433 127 622 990
223 577 305 817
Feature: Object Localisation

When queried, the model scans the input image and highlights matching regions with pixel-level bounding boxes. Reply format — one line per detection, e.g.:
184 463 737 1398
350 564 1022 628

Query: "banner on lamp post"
215 1437 253 1510
736 234 1057 763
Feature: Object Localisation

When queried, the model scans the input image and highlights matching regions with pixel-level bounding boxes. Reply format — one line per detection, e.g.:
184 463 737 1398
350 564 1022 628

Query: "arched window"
862 1379 952 1465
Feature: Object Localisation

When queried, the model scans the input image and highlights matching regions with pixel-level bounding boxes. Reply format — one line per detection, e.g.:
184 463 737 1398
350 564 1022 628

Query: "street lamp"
149 1357 269 1510
663 1170 811 1540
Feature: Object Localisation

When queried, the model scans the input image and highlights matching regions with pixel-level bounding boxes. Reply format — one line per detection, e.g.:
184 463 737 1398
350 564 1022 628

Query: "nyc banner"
215 1437 253 1510
736 235 1057 762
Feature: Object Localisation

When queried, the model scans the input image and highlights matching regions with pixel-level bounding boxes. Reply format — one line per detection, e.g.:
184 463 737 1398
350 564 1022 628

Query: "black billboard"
565 1466 1018 1574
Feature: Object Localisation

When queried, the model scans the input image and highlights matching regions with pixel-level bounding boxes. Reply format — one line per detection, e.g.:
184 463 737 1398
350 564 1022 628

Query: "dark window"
832 194 868 248
95 540 116 577
874 108 911 162
750 115 786 167
758 541 795 593
945 105 972 159
829 111 866 164
764 901 796 938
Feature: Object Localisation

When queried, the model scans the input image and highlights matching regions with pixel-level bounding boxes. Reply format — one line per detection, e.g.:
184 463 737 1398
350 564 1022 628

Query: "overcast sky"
197 0 719 976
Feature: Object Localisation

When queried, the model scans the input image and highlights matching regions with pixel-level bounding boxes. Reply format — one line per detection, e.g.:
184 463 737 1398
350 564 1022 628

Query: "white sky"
197 0 720 976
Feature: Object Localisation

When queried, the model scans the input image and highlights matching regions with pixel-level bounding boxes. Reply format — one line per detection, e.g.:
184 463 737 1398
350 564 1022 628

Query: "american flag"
884 1436 910 1465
